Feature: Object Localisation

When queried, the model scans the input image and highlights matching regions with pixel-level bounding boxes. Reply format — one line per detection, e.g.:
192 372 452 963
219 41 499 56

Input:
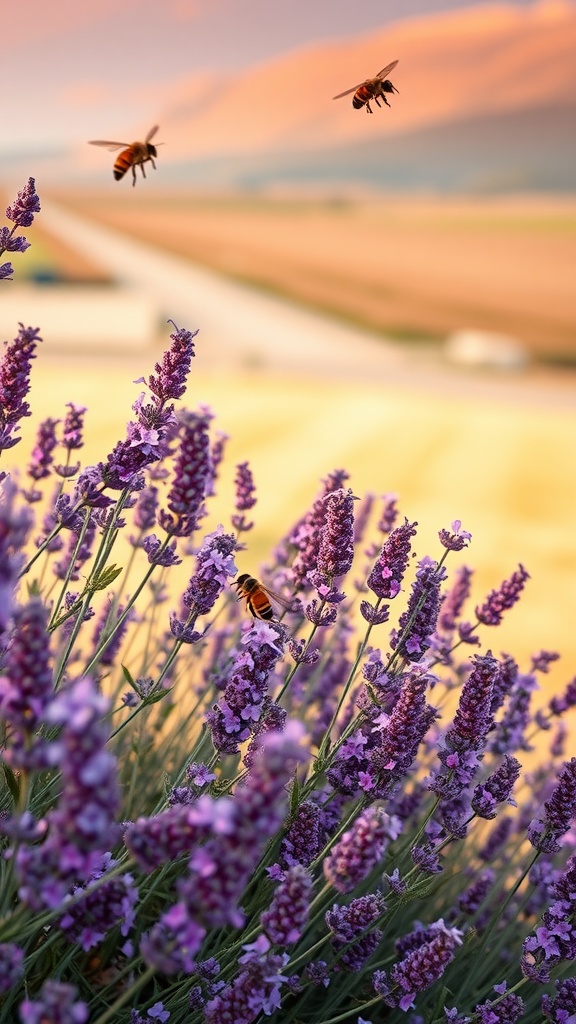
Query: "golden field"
46 191 576 359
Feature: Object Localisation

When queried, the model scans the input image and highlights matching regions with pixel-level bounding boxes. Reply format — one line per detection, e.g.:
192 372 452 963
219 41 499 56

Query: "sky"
1 0 539 155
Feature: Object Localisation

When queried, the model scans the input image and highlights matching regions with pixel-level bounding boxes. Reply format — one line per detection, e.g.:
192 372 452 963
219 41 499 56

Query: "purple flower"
59 859 138 951
101 391 175 490
549 676 576 717
478 817 513 863
438 520 472 552
144 321 197 404
232 460 257 532
125 796 235 872
206 620 285 755
0 226 30 254
261 865 313 946
0 942 24 994
438 565 473 634
0 324 42 453
475 987 525 1023
132 484 158 533
476 564 530 626
204 937 288 1023
280 799 327 868
181 526 238 617
391 557 446 661
27 417 59 484
429 652 500 800
527 757 576 854
542 977 576 1022
290 469 350 589
323 806 398 893
326 893 385 970
375 920 463 1011
18 980 88 1024
159 407 213 536
61 402 87 451
0 598 53 768
367 518 417 600
368 671 437 799
16 678 120 910
522 852 576 981
316 486 355 580
457 868 495 916
142 724 307 973
471 755 521 818
206 429 229 496
6 177 41 228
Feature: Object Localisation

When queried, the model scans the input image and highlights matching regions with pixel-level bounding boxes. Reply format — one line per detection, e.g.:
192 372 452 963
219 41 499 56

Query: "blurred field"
50 190 576 360
8 346 576 707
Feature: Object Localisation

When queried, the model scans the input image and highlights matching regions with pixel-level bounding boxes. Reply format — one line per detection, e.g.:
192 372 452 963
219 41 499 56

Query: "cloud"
1 0 143 41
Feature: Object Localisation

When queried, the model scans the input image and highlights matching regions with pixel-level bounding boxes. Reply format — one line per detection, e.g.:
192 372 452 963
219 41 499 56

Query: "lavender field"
1 179 576 1024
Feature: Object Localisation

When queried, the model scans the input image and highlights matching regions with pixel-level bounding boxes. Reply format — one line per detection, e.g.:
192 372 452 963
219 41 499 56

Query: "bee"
232 573 295 621
88 125 161 186
333 60 399 113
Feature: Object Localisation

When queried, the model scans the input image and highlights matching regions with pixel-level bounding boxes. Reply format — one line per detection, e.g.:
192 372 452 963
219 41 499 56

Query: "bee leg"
375 96 382 108
366 101 373 114
150 156 157 170
383 95 391 107
141 163 147 179
131 166 137 187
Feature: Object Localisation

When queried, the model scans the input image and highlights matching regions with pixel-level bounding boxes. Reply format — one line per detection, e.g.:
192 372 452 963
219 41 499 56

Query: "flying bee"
88 125 161 186
232 573 296 622
333 60 399 113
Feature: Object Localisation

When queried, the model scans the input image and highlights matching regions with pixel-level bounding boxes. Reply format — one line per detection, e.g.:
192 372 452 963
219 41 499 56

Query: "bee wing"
88 140 129 151
145 124 159 143
376 60 399 80
261 584 299 614
332 82 365 100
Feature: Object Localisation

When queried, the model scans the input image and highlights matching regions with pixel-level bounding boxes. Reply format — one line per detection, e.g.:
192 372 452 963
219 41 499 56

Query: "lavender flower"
316 486 355 581
16 678 119 910
181 525 238 618
6 177 41 228
0 324 42 454
429 652 500 800
367 518 417 600
542 977 576 1022
374 920 463 1011
438 520 472 552
0 598 53 769
527 756 576 853
18 980 88 1024
474 986 525 1024
206 620 285 755
471 755 521 819
323 806 397 893
438 565 473 634
326 893 385 970
61 402 87 451
27 417 59 485
204 937 288 1023
368 671 437 799
280 800 327 868
476 564 530 626
232 460 257 532
159 407 213 536
144 321 197 404
142 724 308 973
391 557 446 661
290 469 349 589
261 865 313 946
58 858 138 951
522 852 576 981
0 942 24 994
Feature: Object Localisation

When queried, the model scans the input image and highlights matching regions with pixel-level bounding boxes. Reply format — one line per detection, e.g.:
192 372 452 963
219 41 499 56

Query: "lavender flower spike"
476 564 530 626
323 805 399 893
0 324 42 454
527 756 576 853
367 518 417 600
159 407 213 537
261 865 313 946
316 486 356 580
5 177 41 228
18 979 88 1024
